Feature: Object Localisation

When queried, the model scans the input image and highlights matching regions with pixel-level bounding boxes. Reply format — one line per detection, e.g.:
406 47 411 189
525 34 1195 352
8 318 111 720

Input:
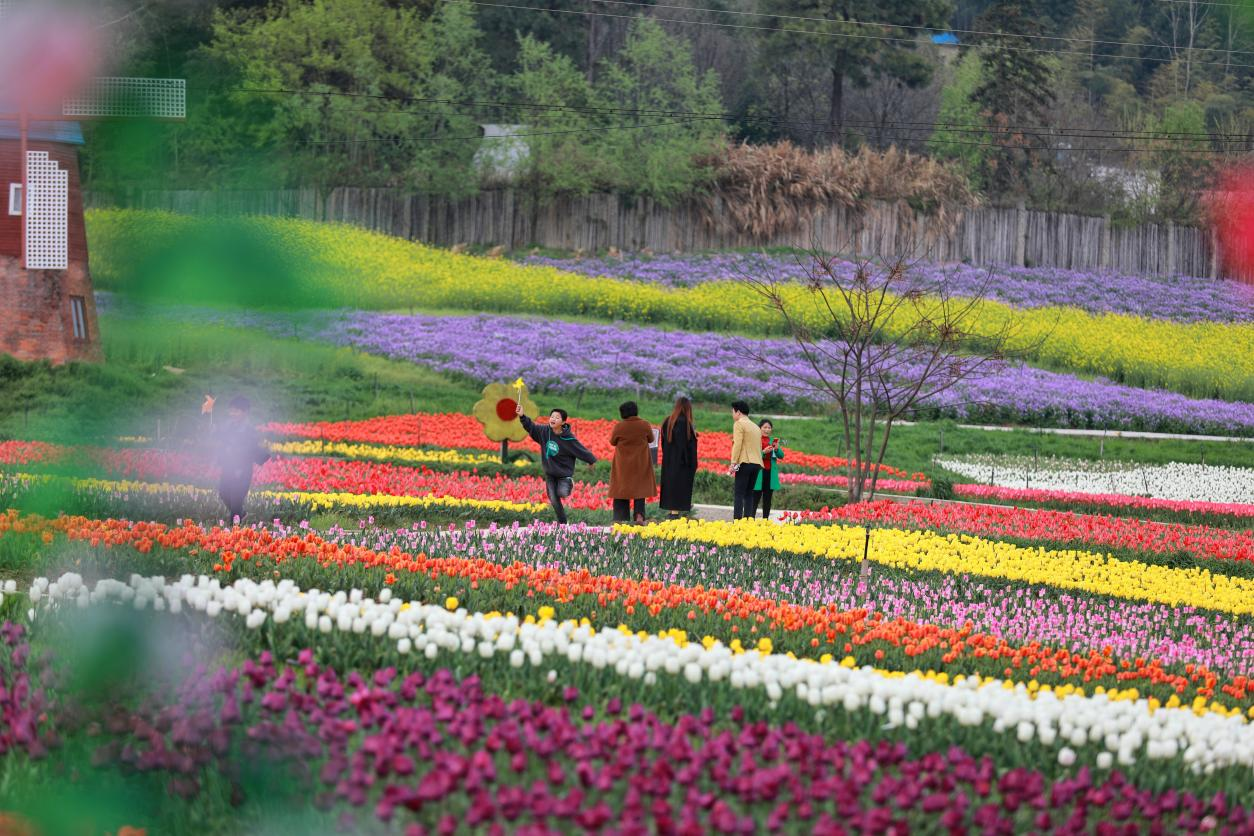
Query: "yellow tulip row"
38 476 546 515
266 440 513 468
261 490 543 514
625 518 1254 616
87 209 1254 401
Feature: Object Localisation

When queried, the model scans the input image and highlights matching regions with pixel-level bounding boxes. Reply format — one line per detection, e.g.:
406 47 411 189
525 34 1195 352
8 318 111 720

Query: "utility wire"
587 0 1254 59
448 0 1254 69
293 117 701 145
271 114 1236 155
214 86 1254 145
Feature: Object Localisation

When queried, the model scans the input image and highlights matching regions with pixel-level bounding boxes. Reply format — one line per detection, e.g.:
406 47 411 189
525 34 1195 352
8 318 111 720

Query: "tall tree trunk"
828 65 844 147
587 0 604 83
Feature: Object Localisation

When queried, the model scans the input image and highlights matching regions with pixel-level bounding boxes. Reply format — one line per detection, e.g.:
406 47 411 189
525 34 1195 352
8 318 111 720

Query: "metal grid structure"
24 151 68 270
62 78 187 120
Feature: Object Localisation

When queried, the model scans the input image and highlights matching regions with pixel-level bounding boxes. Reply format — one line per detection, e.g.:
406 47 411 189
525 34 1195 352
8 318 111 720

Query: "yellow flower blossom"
632 519 1254 616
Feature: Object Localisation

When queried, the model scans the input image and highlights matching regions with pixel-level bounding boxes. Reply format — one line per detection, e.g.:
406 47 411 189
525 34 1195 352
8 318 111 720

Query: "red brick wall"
0 255 101 363
0 140 100 363
0 141 88 263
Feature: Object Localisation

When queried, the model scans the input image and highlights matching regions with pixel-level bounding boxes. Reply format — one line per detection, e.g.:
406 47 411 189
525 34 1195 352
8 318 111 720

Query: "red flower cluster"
255 457 610 509
788 500 1254 564
0 441 58 466
0 441 217 483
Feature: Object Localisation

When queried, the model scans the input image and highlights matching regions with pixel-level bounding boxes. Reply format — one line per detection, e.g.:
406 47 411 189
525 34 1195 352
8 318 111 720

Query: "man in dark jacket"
216 395 269 523
516 403 598 524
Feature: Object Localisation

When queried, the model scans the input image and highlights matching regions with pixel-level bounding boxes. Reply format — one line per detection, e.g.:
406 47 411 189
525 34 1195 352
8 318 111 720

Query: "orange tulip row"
2 509 1240 708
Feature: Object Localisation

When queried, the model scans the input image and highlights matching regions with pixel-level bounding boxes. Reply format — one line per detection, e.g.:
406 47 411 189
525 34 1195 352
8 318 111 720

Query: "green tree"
592 18 725 203
927 51 989 186
512 36 606 196
1139 99 1214 223
755 0 951 145
969 3 1057 197
514 19 725 204
179 0 495 197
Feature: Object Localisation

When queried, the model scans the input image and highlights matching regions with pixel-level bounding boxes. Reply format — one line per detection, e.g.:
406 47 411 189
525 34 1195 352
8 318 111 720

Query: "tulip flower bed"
789 500 1254 569
12 569 1254 781
303 519 1254 674
0 440 216 483
263 412 919 479
631 519 1254 617
252 458 611 511
0 441 58 467
0 473 552 527
952 483 1254 527
939 455 1254 505
6 511 1251 713
267 439 508 469
5 618 1251 835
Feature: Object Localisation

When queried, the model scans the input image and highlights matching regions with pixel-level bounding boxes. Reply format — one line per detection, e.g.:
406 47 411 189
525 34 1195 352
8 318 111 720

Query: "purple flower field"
318 310 1254 435
96 294 1254 435
520 252 1254 324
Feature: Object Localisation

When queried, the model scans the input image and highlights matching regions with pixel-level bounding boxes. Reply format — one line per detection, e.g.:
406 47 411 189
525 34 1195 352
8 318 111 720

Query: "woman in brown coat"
609 401 656 523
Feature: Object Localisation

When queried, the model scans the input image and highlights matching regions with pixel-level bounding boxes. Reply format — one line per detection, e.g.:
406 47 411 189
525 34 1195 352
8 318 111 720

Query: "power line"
217 86 1253 145
447 0 1254 69
1155 0 1248 8
589 0 1254 60
292 116 703 145
247 109 1238 156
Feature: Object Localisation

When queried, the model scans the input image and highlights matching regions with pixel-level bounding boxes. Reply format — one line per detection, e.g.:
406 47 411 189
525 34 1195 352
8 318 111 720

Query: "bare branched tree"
741 247 1035 502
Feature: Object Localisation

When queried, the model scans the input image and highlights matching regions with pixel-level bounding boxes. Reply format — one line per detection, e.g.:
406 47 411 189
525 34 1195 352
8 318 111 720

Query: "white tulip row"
26 572 1254 776
935 455 1254 505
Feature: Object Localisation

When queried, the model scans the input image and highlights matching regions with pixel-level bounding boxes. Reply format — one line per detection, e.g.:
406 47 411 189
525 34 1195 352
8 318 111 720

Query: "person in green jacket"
750 418 784 519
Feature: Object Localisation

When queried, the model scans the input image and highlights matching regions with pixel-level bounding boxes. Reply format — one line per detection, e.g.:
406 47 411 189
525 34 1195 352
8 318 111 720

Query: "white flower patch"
936 454 1254 505
29 572 1254 776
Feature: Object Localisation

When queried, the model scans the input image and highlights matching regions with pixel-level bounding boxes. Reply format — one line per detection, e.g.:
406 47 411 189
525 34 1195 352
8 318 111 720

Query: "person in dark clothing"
215 395 268 524
609 401 656 524
659 396 698 518
517 402 598 524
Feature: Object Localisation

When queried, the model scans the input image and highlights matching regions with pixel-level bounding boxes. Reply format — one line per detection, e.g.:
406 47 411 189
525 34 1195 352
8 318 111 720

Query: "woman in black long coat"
659 396 699 517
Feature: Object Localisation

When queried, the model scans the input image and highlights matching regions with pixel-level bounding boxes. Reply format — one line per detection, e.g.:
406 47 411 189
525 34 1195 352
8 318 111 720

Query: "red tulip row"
0 440 214 482
263 413 922 479
0 441 57 466
254 457 611 509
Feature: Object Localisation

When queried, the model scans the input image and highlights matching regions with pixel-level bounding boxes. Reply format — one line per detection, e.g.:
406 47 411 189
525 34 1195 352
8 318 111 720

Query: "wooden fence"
84 187 1235 279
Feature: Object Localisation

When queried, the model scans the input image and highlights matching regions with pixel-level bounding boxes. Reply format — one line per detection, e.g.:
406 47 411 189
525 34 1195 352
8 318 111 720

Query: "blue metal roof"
0 118 84 145
931 32 960 45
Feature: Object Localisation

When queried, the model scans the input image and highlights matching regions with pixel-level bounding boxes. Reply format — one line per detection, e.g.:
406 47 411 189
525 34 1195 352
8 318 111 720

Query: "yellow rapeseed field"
87 209 1254 401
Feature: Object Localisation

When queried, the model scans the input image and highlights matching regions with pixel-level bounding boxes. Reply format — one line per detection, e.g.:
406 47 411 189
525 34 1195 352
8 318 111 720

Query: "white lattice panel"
0 0 11 22
62 77 186 120
25 151 68 270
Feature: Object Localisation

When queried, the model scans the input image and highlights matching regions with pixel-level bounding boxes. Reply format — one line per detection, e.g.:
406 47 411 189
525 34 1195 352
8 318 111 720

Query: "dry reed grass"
696 142 977 239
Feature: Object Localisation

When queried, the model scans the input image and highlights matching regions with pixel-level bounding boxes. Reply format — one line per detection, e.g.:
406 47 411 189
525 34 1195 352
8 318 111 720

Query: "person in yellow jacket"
728 400 763 520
